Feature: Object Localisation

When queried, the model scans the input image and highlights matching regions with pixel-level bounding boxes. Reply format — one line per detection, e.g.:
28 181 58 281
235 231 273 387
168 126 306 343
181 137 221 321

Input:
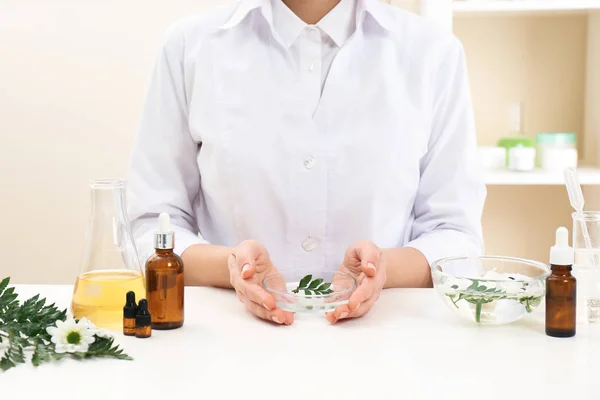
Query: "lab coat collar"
220 0 269 30
359 0 395 32
270 0 356 48
317 0 356 47
269 0 305 48
221 0 394 34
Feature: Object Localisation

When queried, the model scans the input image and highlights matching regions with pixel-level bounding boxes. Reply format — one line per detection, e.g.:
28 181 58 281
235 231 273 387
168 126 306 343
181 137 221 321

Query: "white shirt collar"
221 0 394 37
270 0 305 48
270 0 357 48
318 0 357 47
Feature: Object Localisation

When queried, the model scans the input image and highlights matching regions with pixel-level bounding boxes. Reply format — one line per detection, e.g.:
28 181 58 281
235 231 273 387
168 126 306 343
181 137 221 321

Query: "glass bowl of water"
262 270 357 313
432 256 551 324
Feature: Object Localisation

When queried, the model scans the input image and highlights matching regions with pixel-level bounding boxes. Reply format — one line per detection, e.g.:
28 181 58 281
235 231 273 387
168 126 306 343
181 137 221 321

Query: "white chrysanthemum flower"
77 317 113 339
46 318 96 354
77 317 95 330
94 329 113 339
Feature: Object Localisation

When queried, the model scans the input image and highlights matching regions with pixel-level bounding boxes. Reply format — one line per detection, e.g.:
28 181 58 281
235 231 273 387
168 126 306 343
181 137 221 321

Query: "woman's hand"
326 241 387 324
228 240 295 325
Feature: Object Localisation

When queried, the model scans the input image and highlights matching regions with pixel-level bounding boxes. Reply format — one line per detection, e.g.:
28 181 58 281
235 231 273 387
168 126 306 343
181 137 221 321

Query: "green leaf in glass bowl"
299 275 312 288
308 279 323 289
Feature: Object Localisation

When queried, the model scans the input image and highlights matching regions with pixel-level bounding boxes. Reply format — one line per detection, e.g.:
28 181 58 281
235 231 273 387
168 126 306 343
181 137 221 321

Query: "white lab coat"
127 0 487 273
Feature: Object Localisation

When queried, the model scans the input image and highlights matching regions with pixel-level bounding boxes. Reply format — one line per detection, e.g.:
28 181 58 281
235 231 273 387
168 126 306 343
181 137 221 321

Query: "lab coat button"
304 156 316 169
302 237 317 252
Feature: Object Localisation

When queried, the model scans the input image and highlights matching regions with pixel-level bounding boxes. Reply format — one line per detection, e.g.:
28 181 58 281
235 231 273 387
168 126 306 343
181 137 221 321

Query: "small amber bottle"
123 291 137 336
145 213 184 330
135 299 152 338
546 227 577 338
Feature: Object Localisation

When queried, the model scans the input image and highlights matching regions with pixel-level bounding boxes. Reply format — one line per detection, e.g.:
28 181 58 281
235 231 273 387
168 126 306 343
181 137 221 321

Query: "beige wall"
585 12 600 166
0 0 227 284
0 2 596 284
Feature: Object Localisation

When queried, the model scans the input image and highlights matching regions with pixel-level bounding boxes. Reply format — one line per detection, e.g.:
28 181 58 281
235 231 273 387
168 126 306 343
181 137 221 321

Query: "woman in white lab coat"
127 0 486 325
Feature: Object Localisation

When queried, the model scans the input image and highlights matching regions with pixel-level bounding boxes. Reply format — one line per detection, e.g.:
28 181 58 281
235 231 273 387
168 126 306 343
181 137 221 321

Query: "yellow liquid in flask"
71 270 146 329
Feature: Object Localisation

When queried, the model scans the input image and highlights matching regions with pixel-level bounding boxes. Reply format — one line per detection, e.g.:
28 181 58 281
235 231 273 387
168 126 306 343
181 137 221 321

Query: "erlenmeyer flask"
71 179 146 329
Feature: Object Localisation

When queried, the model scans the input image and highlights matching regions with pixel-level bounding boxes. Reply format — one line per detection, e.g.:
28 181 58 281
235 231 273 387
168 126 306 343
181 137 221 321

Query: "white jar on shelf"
476 146 507 170
535 132 578 171
508 146 536 172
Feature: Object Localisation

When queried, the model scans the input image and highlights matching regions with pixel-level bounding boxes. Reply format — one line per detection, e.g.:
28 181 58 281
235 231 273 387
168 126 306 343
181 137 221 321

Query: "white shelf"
453 0 600 14
483 167 600 185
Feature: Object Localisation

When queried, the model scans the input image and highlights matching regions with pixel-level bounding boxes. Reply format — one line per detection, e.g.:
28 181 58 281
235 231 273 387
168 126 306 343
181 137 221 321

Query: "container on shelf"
536 132 578 171
476 146 507 170
508 146 536 172
497 136 535 166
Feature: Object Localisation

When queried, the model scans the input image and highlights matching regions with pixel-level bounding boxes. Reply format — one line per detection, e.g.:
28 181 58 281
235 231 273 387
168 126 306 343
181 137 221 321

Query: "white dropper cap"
154 212 174 250
158 212 170 233
550 227 574 266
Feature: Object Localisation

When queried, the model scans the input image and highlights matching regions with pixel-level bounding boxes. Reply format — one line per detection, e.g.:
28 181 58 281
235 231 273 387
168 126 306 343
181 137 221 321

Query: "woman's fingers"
230 265 279 312
347 299 374 319
284 311 295 325
245 286 294 324
245 300 291 325
229 241 294 325
347 277 374 311
327 295 377 324
326 311 337 324
234 279 294 325
243 280 276 311
355 241 381 278
232 240 264 279
349 253 387 311
347 270 383 311
328 262 385 323
326 304 351 323
341 241 382 278
230 266 293 324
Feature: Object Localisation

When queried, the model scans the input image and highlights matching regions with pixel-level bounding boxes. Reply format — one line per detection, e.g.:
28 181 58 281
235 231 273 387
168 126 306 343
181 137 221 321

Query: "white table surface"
2 285 600 399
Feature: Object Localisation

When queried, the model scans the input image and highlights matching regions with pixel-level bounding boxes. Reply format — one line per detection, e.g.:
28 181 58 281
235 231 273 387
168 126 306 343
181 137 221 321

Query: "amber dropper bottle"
546 227 577 338
145 213 184 330
123 291 137 336
135 299 152 339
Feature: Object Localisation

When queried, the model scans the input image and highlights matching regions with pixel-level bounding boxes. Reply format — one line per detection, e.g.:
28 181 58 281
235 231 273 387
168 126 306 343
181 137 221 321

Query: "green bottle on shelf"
496 102 534 166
